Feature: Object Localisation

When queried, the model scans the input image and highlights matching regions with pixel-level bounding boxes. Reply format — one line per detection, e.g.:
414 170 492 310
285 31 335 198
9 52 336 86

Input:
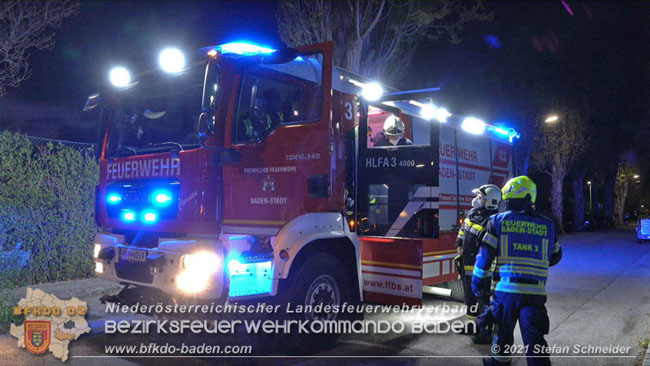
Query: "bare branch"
0 0 79 97
276 0 490 82
360 0 385 39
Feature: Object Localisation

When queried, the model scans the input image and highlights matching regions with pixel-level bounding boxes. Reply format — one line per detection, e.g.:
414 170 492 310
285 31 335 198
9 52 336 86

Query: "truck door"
356 101 440 306
357 103 440 238
222 43 334 235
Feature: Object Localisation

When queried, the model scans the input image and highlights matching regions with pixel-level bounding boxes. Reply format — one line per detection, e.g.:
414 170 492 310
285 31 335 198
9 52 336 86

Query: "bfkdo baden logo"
25 320 51 354
10 288 90 362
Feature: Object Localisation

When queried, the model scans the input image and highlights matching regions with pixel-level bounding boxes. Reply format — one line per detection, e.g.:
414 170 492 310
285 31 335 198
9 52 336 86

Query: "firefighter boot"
473 300 493 344
472 331 492 345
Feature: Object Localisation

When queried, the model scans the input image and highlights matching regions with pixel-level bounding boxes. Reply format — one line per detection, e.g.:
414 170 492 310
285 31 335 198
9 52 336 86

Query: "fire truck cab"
89 41 516 317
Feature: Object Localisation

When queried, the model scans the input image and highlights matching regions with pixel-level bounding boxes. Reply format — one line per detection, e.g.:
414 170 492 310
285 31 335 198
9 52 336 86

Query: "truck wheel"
448 278 465 303
279 253 351 322
276 253 353 353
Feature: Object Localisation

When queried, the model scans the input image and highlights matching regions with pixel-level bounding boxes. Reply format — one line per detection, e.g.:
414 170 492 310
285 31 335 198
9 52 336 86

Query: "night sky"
0 0 281 141
2 0 650 166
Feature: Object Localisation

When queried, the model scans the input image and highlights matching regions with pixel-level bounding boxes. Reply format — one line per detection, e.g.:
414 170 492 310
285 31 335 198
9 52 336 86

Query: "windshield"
106 66 205 157
234 53 323 143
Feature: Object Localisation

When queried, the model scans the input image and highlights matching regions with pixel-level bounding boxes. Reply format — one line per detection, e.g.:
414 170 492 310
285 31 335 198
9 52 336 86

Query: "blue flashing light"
152 190 173 206
142 210 158 223
492 126 510 136
121 210 136 222
508 129 521 142
216 42 276 56
107 193 122 204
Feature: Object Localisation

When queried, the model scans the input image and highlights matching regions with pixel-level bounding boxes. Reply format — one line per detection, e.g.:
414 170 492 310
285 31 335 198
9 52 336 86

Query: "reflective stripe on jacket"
473 210 561 295
456 207 496 275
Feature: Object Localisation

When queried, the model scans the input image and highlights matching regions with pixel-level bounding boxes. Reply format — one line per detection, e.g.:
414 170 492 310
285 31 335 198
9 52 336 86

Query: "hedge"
0 131 98 287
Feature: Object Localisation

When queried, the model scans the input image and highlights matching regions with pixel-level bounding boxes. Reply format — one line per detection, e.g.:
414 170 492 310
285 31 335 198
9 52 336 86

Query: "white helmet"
383 115 405 136
472 184 502 210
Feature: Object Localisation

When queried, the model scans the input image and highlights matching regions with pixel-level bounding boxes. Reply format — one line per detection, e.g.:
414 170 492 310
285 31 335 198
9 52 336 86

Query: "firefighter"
374 115 413 146
472 176 562 366
261 89 283 128
238 89 284 141
455 184 502 344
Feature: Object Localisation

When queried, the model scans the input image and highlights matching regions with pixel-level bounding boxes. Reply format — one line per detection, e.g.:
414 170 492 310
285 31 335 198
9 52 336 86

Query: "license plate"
120 248 147 262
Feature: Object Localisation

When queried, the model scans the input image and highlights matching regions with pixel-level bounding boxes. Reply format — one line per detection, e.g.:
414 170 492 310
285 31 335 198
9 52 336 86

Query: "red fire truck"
88 41 516 318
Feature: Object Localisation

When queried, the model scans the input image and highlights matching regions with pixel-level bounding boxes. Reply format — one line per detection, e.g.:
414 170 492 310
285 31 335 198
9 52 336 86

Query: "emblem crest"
262 175 275 192
24 321 51 354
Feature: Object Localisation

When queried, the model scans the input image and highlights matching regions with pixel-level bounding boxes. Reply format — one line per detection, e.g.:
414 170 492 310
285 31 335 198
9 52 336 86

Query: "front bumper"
93 232 226 300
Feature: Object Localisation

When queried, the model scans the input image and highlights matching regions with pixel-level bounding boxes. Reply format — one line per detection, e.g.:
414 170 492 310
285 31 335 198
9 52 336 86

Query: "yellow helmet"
502 176 537 203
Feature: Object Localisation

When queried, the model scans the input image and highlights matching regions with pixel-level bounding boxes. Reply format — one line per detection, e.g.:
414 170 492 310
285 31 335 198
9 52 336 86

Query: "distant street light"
545 115 559 123
633 174 640 179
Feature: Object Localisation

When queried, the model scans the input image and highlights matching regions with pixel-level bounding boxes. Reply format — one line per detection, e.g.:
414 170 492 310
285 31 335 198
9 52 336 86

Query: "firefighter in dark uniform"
455 184 502 344
472 176 563 366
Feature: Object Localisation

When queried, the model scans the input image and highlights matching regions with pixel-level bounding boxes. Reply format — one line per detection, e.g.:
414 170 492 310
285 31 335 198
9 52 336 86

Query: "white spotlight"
461 117 486 135
109 67 131 87
159 48 185 73
433 107 451 123
420 104 436 120
361 82 384 101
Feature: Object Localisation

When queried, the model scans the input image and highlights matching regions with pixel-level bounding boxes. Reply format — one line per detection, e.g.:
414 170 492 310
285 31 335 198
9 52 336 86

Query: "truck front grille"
115 261 154 284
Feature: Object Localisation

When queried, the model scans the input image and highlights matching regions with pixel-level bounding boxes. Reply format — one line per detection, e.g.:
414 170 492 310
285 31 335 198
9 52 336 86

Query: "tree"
0 0 79 97
615 151 639 226
532 106 588 232
276 0 490 83
570 163 588 232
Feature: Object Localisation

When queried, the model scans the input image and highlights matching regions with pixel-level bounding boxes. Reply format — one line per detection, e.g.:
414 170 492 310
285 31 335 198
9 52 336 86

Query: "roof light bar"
462 117 486 135
360 82 384 101
216 42 276 56
409 100 451 123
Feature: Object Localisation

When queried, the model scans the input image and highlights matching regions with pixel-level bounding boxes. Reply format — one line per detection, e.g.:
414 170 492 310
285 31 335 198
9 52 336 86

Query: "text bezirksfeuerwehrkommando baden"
104 301 469 315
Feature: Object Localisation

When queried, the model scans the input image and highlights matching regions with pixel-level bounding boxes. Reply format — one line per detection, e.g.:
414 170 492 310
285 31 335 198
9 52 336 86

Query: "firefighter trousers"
462 274 490 323
486 291 551 366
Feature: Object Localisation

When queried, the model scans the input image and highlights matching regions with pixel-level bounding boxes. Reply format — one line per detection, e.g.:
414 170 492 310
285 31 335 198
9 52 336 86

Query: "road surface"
1 229 648 366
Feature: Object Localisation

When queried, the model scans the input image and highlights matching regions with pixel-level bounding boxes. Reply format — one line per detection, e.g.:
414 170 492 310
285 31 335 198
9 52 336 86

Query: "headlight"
94 244 101 258
182 252 219 273
177 251 220 293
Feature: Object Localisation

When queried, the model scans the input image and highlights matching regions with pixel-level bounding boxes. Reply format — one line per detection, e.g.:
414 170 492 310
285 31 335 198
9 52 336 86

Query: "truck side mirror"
197 112 215 137
198 60 219 139
83 93 101 111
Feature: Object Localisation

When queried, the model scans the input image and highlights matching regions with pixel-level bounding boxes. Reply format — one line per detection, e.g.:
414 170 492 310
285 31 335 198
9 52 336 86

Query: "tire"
448 278 465 303
278 253 352 321
276 253 352 352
